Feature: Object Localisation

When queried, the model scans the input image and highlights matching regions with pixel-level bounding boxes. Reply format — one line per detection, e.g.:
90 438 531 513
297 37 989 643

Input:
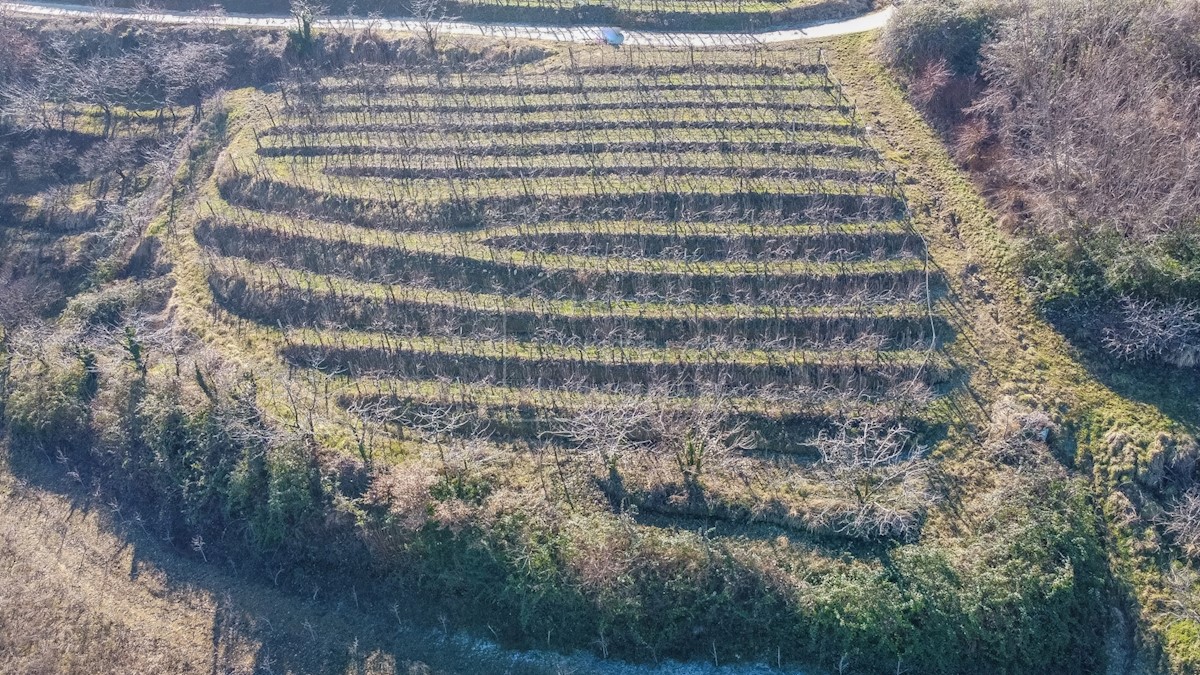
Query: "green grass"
208 254 932 319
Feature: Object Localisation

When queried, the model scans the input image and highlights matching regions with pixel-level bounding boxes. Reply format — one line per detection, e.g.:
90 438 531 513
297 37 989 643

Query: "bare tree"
0 272 62 346
409 0 450 58
555 395 655 468
410 403 474 469
1 37 77 133
555 385 750 491
652 388 751 489
74 50 146 138
289 0 329 58
1103 297 1200 368
345 396 402 466
813 417 931 540
150 40 229 121
1165 488 1200 560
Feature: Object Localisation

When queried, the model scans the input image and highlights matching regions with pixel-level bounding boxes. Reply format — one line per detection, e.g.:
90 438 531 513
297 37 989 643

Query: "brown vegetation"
880 0 1200 365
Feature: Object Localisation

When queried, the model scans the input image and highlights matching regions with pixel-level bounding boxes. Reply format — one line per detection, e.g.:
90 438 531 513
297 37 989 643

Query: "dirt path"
0 0 893 46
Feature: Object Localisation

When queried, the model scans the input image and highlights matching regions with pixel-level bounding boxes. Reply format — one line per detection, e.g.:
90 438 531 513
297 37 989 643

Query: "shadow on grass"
629 505 894 563
4 445 810 675
1045 305 1200 431
3 447 554 675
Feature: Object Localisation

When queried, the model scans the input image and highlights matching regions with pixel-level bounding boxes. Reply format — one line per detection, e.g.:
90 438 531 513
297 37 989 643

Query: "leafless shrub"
188 3 229 33
909 57 951 111
556 395 655 466
1164 565 1200 623
1102 297 1200 367
0 272 63 338
951 114 993 169
363 462 436 532
976 0 1200 244
813 417 931 540
985 397 1057 467
149 39 229 120
1170 436 1200 487
1165 488 1200 560
555 385 751 488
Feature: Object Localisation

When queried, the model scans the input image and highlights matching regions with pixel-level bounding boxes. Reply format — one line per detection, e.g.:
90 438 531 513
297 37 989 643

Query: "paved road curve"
0 0 893 46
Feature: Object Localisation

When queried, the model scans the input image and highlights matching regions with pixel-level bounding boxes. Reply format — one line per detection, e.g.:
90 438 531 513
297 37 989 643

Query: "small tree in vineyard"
288 0 327 59
653 392 751 493
409 0 450 58
814 417 931 540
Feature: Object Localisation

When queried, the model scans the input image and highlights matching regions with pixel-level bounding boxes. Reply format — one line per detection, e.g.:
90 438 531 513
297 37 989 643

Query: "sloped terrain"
86 0 878 31
0 22 1120 673
198 47 955 545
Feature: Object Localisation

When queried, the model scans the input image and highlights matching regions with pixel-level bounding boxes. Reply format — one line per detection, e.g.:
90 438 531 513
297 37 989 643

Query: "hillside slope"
0 17 1192 675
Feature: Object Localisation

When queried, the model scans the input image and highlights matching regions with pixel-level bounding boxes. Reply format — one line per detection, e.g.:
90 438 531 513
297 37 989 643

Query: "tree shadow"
1044 305 1200 430
629 505 895 564
1 447 584 675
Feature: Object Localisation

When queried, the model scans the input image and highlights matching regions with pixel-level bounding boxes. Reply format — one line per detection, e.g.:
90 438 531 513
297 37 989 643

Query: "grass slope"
138 40 1111 674
821 31 1198 674
0 447 675 675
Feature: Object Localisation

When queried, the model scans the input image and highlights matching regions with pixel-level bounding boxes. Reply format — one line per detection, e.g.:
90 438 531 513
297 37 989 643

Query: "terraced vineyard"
195 46 955 549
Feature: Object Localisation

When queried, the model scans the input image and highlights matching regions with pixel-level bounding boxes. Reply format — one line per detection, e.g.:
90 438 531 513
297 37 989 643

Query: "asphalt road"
0 0 894 46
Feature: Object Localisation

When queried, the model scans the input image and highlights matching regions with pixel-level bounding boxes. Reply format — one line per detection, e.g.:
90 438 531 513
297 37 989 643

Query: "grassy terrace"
207 255 939 330
304 84 849 106
196 216 921 277
314 151 883 174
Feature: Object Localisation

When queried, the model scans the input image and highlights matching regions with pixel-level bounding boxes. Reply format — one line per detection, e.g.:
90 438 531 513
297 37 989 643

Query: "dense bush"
0 313 1111 674
977 0 1200 307
883 0 1200 368
1 324 326 563
388 469 1107 673
878 0 1009 128
878 0 1004 78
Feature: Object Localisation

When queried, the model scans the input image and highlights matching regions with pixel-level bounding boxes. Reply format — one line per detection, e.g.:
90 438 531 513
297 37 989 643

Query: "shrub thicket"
882 0 1200 368
877 0 1003 78
2 323 326 563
